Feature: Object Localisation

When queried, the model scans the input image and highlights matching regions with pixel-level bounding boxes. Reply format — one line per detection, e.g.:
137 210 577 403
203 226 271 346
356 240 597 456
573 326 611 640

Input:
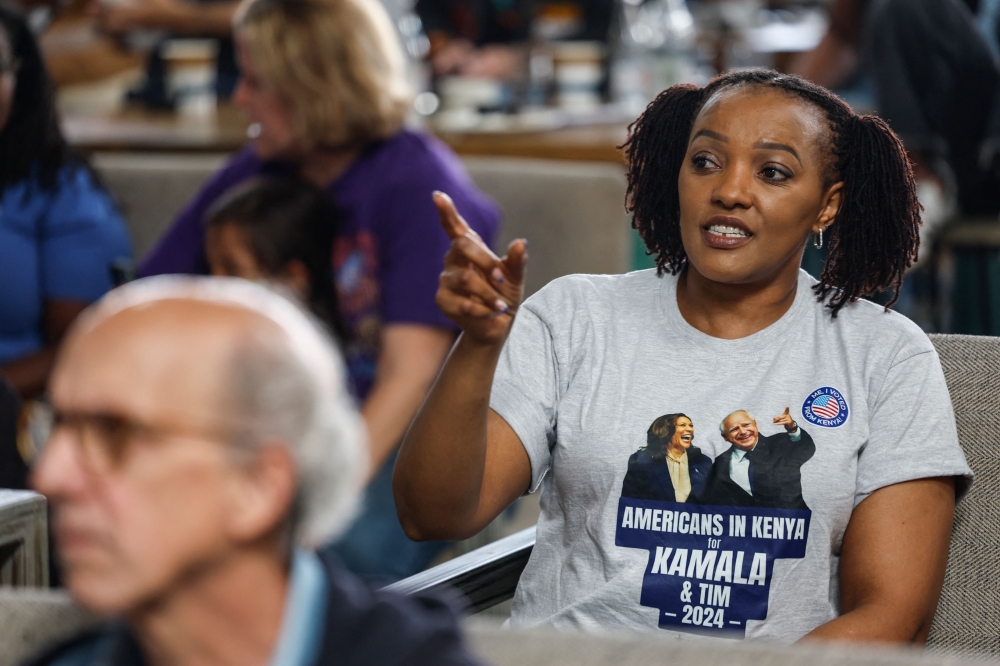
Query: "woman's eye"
762 166 791 182
691 155 717 170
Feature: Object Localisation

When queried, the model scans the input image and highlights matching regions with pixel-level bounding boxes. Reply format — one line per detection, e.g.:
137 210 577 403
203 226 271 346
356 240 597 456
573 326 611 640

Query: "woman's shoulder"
803 270 936 364
688 446 712 464
523 269 665 321
358 129 474 190
43 163 126 230
628 448 654 465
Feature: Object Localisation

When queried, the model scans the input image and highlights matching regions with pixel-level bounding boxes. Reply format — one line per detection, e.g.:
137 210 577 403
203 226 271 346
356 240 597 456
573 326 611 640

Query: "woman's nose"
712 163 754 210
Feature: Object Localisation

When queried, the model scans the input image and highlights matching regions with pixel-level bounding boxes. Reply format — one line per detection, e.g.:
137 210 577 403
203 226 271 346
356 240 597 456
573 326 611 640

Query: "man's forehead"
725 412 755 427
52 299 271 421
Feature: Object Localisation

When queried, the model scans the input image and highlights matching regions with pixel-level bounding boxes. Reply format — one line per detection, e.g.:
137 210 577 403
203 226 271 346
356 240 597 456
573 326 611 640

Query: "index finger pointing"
434 191 472 240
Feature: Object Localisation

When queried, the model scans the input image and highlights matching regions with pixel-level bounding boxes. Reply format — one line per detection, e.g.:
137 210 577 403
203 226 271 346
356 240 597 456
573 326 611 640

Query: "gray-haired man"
702 408 816 510
28 277 479 666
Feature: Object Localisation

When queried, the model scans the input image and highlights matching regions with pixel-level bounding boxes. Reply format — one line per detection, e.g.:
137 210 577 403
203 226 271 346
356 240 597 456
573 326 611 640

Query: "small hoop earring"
813 228 824 250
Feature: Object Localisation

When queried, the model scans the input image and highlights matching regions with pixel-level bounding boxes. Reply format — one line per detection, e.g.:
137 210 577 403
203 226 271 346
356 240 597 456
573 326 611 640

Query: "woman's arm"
361 323 455 482
801 476 955 644
393 193 530 542
1 300 88 399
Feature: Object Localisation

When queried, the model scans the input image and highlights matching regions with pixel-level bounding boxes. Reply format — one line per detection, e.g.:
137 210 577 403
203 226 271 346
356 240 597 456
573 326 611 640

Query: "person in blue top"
0 6 131 402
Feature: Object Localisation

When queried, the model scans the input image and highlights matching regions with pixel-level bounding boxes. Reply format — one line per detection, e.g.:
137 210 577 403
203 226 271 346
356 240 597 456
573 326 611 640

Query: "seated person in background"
418 0 612 79
792 0 1000 243
94 0 241 104
621 413 712 503
28 276 482 666
204 177 350 345
0 6 131 402
139 0 500 582
395 70 971 643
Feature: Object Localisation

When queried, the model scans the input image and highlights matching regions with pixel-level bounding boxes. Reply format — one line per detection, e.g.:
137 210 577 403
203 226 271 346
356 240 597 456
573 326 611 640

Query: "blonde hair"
235 0 411 149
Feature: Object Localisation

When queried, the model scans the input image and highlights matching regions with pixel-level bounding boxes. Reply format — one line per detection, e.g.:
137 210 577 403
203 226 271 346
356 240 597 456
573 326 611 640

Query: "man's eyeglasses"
50 411 234 473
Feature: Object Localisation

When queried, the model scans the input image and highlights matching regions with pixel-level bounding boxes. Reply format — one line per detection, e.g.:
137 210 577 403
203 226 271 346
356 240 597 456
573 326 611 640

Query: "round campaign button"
802 387 849 428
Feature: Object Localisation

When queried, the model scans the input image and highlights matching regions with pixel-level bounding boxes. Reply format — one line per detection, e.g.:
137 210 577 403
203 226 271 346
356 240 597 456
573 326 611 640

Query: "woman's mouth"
706 224 749 238
701 216 753 249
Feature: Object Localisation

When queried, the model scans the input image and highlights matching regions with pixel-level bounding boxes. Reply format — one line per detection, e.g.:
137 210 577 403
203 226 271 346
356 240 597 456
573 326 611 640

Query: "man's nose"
31 429 90 502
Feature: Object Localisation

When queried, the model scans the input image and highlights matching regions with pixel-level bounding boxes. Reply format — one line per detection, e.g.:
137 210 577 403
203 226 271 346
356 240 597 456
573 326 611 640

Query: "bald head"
33 277 365 614
53 298 278 436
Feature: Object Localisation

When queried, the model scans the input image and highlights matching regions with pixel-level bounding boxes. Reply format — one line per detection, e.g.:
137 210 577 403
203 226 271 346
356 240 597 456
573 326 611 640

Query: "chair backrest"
91 152 229 259
927 334 1000 655
0 589 95 666
461 157 632 297
0 491 48 588
93 153 635 289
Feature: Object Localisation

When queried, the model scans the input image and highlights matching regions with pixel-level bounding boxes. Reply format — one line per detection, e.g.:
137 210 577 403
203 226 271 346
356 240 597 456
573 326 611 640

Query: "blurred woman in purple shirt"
140 0 500 580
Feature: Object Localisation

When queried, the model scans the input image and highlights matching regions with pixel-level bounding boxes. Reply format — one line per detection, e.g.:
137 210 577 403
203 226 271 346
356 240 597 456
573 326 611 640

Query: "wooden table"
63 105 250 154
63 105 629 164
436 124 627 164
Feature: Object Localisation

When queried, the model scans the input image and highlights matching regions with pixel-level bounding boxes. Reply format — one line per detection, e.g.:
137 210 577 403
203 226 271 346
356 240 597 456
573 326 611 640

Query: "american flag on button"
810 394 841 419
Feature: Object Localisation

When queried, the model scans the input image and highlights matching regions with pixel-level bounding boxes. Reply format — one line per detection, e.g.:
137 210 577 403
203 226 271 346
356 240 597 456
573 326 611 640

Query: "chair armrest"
386 526 535 614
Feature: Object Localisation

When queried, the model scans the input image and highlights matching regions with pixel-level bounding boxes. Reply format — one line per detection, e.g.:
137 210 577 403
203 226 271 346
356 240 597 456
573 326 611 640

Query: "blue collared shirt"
269 549 329 666
52 549 329 666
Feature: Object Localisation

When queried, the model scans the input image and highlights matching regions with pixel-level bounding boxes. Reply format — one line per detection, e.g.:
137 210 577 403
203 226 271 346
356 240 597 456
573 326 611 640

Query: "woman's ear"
815 181 844 233
281 260 311 300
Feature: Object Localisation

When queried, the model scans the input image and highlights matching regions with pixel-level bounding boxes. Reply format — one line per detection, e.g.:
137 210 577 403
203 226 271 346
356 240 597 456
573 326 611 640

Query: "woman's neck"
675 259 802 340
297 146 361 189
666 444 686 460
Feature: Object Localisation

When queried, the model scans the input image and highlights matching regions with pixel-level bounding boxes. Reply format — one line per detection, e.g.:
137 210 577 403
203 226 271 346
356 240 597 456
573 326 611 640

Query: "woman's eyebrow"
754 141 802 166
692 129 728 143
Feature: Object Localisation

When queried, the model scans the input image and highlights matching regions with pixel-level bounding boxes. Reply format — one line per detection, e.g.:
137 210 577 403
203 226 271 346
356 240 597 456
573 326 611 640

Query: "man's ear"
225 442 299 545
815 181 844 233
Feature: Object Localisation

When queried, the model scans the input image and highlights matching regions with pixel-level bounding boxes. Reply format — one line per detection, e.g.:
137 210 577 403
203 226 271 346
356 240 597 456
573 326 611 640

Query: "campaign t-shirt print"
615 408 815 638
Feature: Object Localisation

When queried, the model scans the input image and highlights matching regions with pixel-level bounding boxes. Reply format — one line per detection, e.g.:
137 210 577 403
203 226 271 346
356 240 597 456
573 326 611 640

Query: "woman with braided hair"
395 69 971 643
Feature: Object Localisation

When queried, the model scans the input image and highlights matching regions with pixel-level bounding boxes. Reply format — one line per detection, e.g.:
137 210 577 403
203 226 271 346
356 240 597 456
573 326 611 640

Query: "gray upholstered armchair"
388 333 1000 658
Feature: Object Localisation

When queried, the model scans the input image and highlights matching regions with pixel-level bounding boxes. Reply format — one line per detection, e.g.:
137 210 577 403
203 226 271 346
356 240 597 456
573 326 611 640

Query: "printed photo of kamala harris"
701 408 816 510
621 414 713 503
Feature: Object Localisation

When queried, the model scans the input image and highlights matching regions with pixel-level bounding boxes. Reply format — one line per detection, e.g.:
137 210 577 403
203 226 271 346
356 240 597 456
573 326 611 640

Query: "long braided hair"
0 6 79 193
622 69 921 316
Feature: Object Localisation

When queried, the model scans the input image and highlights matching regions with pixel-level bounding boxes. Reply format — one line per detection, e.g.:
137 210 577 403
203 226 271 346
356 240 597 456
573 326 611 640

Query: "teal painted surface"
631 227 657 271
951 248 1000 335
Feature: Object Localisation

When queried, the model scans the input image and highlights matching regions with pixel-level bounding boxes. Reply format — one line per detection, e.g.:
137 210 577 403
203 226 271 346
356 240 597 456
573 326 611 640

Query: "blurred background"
33 0 1000 335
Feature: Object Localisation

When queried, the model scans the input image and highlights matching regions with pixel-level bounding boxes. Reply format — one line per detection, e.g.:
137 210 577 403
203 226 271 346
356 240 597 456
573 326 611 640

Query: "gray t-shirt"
491 268 972 642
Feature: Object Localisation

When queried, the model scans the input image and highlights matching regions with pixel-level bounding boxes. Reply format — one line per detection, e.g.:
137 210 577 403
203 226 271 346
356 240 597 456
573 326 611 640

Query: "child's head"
205 177 348 342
